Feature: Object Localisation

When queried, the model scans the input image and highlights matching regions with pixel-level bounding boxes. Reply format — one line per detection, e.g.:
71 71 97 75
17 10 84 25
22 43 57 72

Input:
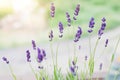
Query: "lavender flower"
37 48 46 63
50 3 55 17
101 17 106 30
38 66 43 69
73 4 80 20
37 48 43 63
99 63 103 70
70 60 78 76
26 50 31 62
98 17 106 39
2 57 9 64
58 22 64 38
88 17 95 33
85 56 88 61
49 30 53 41
72 61 76 66
42 49 46 58
70 66 76 76
66 12 71 26
32 40 36 50
105 39 109 47
74 26 82 42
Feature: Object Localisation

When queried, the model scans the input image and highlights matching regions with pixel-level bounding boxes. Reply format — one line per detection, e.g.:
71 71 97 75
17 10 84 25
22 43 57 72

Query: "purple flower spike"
37 47 41 54
50 3 55 17
37 48 43 63
26 50 31 62
72 61 76 66
66 12 71 26
70 66 76 76
32 40 36 50
74 26 82 42
38 66 43 69
2 57 9 64
85 56 88 61
49 30 53 41
42 49 46 57
58 22 64 38
99 63 103 70
105 39 109 47
88 17 95 33
73 4 80 20
98 17 106 39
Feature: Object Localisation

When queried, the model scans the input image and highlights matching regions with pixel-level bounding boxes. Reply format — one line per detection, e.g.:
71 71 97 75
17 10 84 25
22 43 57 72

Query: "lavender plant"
1 2 120 80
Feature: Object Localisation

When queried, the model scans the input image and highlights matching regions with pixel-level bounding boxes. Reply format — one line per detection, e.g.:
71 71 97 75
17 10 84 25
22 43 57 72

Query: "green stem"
113 36 120 55
56 42 59 67
89 36 92 55
29 63 38 80
73 43 76 59
50 42 55 66
93 38 99 56
8 64 17 80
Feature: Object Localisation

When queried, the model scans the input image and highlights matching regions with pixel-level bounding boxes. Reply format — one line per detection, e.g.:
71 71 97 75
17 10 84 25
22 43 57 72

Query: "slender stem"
56 42 59 67
73 43 76 59
29 63 38 80
93 38 99 56
113 36 120 55
89 36 92 55
50 42 55 66
8 64 17 80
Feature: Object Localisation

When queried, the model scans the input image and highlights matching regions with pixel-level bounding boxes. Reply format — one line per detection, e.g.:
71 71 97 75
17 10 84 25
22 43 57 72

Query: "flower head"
88 17 95 33
2 57 9 64
105 39 109 47
37 49 43 63
26 50 31 62
66 12 71 26
70 66 76 75
73 4 80 20
49 30 53 41
32 40 36 50
85 56 88 61
74 26 82 42
98 17 106 39
42 49 46 58
69 60 78 76
50 3 55 17
37 48 46 63
58 22 64 38
99 63 103 70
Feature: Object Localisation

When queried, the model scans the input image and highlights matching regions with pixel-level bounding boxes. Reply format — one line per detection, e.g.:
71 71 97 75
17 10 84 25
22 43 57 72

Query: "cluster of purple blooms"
70 61 78 76
73 4 80 20
50 3 55 17
66 12 71 26
2 57 9 64
88 17 95 33
98 17 106 39
49 30 53 41
26 40 46 65
58 22 64 38
74 27 82 42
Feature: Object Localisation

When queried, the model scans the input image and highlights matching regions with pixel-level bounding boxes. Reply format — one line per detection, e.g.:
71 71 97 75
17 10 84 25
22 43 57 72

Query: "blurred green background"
0 0 120 49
